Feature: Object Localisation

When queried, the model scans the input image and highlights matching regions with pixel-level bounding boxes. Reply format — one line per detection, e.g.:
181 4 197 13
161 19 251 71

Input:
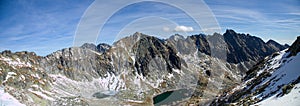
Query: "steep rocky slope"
0 30 288 105
224 29 283 64
266 39 287 51
211 36 300 106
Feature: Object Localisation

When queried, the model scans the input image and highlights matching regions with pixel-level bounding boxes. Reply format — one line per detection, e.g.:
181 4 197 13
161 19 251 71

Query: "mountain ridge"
0 29 291 105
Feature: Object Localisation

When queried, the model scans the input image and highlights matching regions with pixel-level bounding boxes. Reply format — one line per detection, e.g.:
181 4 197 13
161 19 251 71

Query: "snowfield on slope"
256 83 300 106
253 51 300 106
0 87 25 106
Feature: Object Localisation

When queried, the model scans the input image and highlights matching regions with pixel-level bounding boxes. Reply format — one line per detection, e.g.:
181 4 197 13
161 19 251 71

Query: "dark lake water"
153 89 193 106
92 90 116 99
92 92 110 99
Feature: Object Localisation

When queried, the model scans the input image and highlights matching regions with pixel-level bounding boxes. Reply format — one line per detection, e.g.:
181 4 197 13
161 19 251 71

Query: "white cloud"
173 25 194 32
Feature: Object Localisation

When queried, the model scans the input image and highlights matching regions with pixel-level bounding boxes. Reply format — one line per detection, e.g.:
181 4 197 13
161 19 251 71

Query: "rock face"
167 34 196 55
266 39 287 51
132 36 181 76
287 36 300 57
80 43 112 53
41 47 113 81
97 43 111 53
189 34 211 55
0 30 289 105
224 29 286 64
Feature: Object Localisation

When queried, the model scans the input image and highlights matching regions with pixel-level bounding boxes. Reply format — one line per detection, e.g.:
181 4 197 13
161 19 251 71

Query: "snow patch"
254 52 300 99
126 99 144 103
232 51 300 106
0 87 25 106
28 89 55 101
0 57 32 69
255 83 300 106
172 69 184 75
4 72 17 83
130 54 135 63
167 73 174 79
49 72 126 98
88 49 102 56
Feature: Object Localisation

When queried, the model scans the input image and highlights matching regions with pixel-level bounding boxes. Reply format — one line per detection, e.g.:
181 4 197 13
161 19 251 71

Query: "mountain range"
0 29 298 106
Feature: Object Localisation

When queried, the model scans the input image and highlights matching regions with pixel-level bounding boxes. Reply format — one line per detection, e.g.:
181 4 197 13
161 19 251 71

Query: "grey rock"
287 36 300 57
224 29 286 64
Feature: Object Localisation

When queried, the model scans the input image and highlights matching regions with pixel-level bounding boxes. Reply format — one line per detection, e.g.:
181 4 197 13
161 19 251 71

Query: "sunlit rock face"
0 30 288 105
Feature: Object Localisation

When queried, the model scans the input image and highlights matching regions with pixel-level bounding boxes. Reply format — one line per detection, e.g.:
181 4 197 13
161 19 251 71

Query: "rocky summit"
0 30 290 106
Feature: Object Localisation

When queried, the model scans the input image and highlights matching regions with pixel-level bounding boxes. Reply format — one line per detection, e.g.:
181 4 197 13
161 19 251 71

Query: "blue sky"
0 0 299 56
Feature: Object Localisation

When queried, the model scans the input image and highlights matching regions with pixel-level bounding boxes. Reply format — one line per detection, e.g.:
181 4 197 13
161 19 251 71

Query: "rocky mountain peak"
266 39 277 44
225 29 237 35
132 35 181 76
81 43 97 50
112 32 148 47
1 50 37 57
80 43 111 53
223 30 287 64
284 44 290 48
188 34 211 55
169 34 185 41
133 32 141 36
131 32 147 40
212 32 222 36
96 43 111 53
266 39 287 51
1 50 12 56
287 36 300 57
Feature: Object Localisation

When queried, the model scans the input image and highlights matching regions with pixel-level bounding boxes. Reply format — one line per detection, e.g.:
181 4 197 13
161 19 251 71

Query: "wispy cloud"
91 1 197 43
206 0 300 44
286 12 300 16
0 0 93 55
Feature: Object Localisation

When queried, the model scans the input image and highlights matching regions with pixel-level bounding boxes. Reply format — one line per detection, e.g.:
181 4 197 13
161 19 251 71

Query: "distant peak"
287 36 300 57
97 43 111 53
174 33 182 36
284 44 290 47
80 43 97 50
133 32 142 36
131 32 148 39
173 33 184 37
266 39 287 48
81 43 96 47
212 32 222 36
97 43 110 47
169 34 184 41
1 50 12 55
225 29 236 35
266 39 277 44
